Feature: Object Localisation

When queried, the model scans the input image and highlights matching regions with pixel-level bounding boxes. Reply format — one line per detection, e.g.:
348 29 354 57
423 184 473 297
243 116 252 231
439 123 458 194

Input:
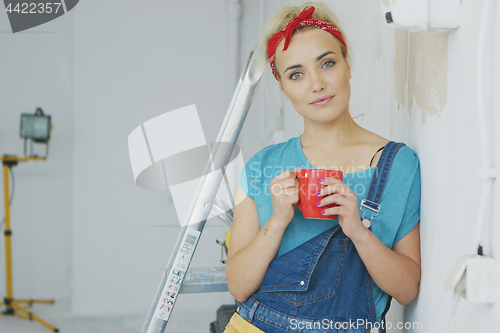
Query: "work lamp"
19 107 51 157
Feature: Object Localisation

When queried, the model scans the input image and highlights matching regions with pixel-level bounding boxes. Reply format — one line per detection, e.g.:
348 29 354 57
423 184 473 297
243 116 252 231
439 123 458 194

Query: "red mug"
293 169 343 220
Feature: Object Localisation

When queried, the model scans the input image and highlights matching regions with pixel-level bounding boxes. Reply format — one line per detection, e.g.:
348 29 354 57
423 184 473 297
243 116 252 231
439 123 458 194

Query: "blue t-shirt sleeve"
237 151 263 201
393 153 421 244
237 164 253 200
237 143 279 201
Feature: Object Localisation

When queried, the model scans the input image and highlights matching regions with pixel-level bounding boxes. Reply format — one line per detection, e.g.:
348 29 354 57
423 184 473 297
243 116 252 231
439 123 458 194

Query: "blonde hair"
263 1 352 80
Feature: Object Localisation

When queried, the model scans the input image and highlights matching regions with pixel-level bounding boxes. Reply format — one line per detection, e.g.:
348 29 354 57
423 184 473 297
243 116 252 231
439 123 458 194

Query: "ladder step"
179 267 228 294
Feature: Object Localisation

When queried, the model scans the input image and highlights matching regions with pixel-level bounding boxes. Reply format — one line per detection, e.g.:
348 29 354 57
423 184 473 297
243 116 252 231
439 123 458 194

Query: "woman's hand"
316 177 365 240
269 167 301 227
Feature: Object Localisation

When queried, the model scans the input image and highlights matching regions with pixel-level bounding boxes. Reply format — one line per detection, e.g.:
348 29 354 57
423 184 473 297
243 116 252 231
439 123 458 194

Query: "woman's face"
274 28 351 125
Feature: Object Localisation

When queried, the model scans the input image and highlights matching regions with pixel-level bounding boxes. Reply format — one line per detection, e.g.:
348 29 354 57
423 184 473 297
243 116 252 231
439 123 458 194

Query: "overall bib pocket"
256 226 349 306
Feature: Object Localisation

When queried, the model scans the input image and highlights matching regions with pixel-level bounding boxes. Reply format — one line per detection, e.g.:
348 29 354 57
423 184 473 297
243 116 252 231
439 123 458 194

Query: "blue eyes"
322 60 335 68
288 60 336 80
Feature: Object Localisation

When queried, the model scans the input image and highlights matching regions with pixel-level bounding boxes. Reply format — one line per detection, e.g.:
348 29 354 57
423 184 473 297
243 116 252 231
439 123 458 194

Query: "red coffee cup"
293 169 343 220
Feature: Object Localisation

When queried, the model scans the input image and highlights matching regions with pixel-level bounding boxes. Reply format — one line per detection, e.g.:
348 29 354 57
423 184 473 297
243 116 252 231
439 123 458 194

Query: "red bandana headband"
267 6 347 80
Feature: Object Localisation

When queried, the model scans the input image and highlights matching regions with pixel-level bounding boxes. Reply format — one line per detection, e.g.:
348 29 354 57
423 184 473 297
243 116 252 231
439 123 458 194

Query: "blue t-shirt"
237 135 421 322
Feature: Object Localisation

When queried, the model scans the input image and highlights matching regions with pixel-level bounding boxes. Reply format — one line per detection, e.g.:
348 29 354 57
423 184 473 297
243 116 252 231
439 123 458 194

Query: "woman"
225 2 421 332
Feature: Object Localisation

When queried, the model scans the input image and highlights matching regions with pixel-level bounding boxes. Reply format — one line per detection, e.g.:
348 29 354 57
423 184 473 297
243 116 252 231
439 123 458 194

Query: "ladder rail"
140 47 264 333
212 196 234 229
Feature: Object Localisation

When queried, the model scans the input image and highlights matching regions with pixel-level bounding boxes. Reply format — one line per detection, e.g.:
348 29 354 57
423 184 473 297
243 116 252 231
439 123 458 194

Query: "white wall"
0 7 73 301
404 1 500 331
0 0 237 329
71 0 235 319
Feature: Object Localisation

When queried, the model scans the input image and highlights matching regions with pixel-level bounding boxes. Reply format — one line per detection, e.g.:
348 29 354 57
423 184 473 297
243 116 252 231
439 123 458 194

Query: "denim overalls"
237 142 407 333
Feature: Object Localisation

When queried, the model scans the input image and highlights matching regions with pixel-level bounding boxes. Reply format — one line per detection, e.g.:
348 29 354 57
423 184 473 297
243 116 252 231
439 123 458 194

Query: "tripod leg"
13 311 30 320
11 301 59 332
3 164 14 306
1 158 57 332
16 299 55 307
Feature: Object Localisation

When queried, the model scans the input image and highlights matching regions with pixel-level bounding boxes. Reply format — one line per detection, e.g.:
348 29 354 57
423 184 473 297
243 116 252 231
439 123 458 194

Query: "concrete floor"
0 299 221 333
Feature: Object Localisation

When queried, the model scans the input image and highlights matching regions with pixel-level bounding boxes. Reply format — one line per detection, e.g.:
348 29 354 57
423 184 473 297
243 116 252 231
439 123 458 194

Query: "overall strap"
360 141 406 229
359 141 406 330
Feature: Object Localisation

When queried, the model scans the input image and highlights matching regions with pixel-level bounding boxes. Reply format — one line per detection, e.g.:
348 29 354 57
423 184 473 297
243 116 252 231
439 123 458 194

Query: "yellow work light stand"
0 155 59 332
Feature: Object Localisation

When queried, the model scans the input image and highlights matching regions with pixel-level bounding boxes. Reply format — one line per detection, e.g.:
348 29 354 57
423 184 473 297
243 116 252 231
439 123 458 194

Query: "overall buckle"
360 199 380 228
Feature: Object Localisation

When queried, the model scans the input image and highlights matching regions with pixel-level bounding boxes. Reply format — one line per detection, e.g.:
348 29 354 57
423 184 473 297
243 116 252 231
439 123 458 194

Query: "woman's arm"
350 222 421 305
317 177 421 305
226 170 300 303
225 187 286 302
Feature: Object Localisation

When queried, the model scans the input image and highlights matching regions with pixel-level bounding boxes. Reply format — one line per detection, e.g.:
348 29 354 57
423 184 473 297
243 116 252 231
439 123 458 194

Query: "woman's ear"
346 60 352 80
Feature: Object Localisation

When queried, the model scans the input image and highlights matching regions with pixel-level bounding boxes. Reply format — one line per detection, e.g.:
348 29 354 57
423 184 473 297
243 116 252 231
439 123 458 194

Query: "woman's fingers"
317 177 353 198
271 170 294 184
271 171 299 195
316 177 358 217
270 170 300 226
317 193 350 208
320 206 341 216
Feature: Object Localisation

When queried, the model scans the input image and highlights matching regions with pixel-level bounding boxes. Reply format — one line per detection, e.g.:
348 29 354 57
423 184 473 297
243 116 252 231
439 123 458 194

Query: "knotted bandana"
267 6 347 80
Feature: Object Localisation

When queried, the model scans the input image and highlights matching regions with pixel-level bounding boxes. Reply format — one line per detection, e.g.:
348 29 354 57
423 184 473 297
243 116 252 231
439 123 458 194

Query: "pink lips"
311 95 334 106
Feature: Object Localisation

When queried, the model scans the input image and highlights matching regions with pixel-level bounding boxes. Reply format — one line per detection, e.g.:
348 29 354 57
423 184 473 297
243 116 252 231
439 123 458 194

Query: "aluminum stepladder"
138 48 264 333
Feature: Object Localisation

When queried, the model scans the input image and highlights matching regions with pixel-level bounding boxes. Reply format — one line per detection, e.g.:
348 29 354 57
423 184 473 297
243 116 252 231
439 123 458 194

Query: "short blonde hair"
264 1 352 80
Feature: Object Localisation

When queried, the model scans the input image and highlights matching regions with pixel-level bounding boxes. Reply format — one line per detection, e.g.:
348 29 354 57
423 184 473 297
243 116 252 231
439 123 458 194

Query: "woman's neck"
300 109 363 150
